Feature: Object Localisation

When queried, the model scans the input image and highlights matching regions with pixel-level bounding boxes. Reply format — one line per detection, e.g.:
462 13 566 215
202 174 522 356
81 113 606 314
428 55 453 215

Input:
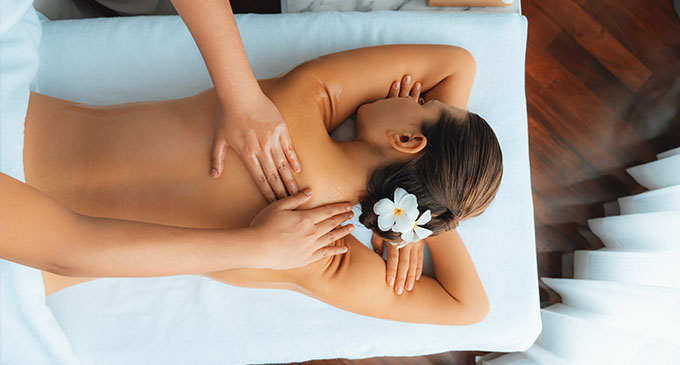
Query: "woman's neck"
328 139 391 205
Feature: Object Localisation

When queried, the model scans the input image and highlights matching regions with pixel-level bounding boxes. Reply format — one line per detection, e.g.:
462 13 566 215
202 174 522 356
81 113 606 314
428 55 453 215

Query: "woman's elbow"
447 294 490 326
466 295 490 324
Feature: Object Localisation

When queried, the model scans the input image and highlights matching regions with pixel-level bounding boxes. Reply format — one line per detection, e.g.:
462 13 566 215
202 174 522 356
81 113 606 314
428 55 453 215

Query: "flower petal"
394 187 408 204
373 198 395 215
393 215 416 233
416 210 432 225
377 213 396 231
401 229 416 243
414 226 433 241
403 208 419 221
399 193 418 213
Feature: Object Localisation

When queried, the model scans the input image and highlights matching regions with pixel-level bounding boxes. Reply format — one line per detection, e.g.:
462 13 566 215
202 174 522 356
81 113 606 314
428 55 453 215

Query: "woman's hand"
371 233 425 295
387 74 423 103
211 93 302 203
247 188 354 270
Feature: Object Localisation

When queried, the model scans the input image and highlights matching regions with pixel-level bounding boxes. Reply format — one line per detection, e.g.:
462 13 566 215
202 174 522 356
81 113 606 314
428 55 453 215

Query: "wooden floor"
122 0 680 363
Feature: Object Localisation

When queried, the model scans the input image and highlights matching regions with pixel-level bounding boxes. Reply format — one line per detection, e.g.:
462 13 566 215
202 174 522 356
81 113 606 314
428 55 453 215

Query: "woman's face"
355 97 463 147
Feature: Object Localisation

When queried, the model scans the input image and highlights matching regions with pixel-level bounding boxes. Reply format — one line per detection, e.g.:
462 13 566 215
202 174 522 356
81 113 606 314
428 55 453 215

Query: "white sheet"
34 10 539 364
0 4 80 365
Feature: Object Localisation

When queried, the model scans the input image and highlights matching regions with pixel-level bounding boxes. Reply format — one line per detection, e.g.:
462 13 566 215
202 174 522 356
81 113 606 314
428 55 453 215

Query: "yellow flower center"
413 222 418 229
393 207 403 216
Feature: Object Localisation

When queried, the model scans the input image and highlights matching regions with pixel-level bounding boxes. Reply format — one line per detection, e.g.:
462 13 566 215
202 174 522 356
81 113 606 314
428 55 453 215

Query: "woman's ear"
388 132 428 154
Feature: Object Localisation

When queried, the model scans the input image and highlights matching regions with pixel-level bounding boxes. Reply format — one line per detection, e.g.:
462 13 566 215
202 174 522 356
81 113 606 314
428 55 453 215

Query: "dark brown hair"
359 110 503 241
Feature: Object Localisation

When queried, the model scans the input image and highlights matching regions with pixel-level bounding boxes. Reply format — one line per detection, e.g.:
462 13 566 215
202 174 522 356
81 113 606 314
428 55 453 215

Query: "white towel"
0 4 80 364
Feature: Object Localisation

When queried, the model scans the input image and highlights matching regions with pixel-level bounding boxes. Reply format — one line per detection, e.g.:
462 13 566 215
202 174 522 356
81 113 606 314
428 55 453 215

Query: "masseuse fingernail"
303 188 312 196
406 282 413 291
396 286 403 295
211 168 218 177
388 277 394 286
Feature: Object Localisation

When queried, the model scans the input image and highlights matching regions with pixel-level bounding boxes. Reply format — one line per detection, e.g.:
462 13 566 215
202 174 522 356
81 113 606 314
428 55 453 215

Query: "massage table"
4 8 539 364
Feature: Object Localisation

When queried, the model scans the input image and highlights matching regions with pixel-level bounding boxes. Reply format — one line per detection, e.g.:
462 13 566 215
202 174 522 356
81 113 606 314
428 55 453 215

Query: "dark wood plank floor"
115 0 680 363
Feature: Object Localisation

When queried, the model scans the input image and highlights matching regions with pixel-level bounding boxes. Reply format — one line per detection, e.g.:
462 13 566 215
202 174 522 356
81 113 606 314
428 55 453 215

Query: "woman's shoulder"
259 64 335 131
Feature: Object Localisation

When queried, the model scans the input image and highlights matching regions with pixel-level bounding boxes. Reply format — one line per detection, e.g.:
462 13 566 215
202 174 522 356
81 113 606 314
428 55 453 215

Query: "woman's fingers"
371 233 384 256
317 224 354 246
388 80 400 98
259 148 288 200
388 76 422 101
272 188 313 210
394 247 411 295
305 202 353 223
412 82 422 101
399 75 412 97
416 241 424 280
271 145 298 195
385 243 398 287
405 247 418 291
315 211 354 239
245 152 277 203
311 245 349 262
280 133 302 174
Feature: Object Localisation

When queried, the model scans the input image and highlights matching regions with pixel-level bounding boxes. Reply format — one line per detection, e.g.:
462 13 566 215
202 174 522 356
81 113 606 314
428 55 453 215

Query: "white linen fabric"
484 147 680 365
0 3 80 365
32 11 538 364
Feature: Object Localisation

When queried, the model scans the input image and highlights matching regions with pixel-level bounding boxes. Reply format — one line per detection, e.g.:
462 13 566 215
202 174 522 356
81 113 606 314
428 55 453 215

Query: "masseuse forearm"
65 216 255 277
0 173 254 277
171 0 262 107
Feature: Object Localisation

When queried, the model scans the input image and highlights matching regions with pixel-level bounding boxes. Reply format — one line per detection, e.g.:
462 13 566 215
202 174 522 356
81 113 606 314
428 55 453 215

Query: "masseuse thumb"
211 139 228 178
277 188 312 210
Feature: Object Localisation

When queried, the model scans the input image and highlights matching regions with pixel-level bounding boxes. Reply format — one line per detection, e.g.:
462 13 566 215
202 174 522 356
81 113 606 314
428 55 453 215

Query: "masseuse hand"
388 74 423 103
211 93 302 203
371 233 425 295
248 188 354 270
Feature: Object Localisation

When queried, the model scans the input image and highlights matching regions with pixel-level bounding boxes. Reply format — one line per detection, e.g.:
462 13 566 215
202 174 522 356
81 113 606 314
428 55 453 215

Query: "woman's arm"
207 229 488 325
0 173 351 277
308 230 489 325
286 44 476 131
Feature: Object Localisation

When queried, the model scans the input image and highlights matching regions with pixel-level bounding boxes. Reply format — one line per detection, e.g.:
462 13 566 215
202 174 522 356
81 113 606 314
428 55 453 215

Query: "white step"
588 211 680 250
626 154 680 190
574 250 680 288
658 146 680 160
618 185 680 214
536 305 680 365
541 278 680 345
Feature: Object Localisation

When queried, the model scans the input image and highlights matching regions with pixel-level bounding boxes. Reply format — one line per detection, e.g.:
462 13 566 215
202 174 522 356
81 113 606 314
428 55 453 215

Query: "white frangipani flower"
400 209 433 243
373 187 419 233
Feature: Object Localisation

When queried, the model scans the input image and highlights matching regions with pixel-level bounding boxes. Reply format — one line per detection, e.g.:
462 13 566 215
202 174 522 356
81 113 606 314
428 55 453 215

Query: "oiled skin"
24 45 488 325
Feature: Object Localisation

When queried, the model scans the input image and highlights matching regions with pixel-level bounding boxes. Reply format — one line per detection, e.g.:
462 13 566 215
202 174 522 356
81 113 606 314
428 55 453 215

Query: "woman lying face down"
26 44 501 325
